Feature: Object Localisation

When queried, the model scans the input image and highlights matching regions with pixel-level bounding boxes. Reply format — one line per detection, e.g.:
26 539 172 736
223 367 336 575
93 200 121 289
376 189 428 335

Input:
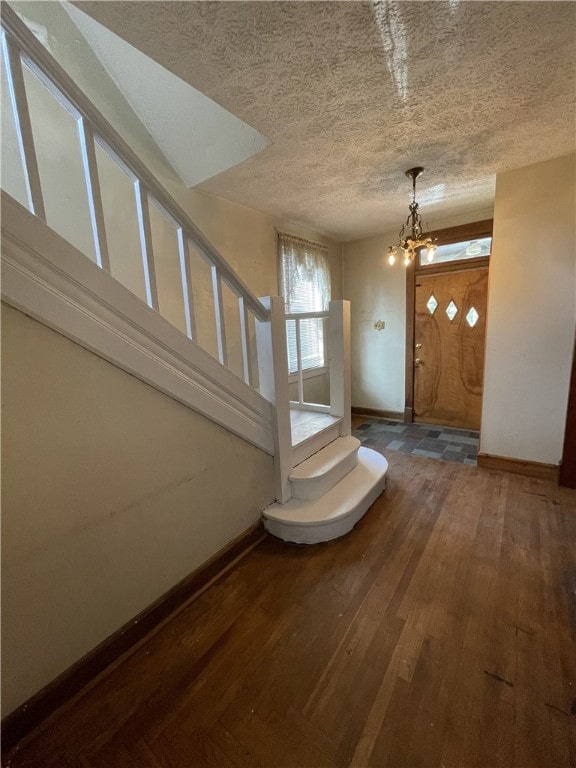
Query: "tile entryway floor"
352 418 479 466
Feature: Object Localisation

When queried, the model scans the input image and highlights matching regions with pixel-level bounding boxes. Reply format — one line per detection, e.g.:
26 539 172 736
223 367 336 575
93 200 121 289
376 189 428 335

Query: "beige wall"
288 371 330 405
342 209 493 414
480 154 576 464
183 190 342 304
1 304 275 714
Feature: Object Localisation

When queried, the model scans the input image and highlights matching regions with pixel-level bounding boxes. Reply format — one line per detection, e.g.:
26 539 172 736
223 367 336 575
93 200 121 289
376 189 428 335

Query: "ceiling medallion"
387 167 437 267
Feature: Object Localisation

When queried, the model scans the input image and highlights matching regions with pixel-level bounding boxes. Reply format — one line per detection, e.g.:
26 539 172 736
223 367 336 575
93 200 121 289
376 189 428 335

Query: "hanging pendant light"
387 167 437 267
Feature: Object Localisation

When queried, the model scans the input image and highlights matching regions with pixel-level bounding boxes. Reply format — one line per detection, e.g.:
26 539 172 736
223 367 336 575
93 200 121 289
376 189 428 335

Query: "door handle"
414 358 422 367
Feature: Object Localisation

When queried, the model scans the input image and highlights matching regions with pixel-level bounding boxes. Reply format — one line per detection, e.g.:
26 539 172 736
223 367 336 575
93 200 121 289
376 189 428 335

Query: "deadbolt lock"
415 343 422 349
414 358 422 367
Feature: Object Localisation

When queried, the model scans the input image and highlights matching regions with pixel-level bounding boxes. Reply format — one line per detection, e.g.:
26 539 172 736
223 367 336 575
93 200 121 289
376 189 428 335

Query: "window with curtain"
278 231 331 374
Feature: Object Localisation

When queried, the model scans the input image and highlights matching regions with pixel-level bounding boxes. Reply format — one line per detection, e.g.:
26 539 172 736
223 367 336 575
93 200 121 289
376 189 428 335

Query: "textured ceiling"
74 1 575 241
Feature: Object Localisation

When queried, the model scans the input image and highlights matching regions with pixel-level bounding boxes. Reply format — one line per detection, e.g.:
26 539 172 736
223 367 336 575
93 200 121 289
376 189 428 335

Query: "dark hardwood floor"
5 451 576 768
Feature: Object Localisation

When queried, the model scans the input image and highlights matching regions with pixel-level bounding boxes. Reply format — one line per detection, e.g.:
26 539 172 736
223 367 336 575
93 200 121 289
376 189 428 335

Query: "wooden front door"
414 268 488 429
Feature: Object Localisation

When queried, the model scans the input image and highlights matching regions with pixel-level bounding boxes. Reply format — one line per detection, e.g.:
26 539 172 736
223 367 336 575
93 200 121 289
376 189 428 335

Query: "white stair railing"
255 297 292 503
255 299 351 503
0 4 270 388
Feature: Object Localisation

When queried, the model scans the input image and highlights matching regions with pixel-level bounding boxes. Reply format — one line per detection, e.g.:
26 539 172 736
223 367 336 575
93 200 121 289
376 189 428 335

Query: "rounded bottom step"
263 447 388 544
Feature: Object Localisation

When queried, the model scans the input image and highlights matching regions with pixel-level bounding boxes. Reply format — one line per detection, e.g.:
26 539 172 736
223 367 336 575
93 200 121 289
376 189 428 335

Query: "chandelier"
387 167 437 267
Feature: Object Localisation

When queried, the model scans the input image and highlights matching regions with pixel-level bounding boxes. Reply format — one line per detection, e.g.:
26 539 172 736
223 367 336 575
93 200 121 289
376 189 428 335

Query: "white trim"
288 365 328 384
289 402 331 413
78 118 110 272
238 296 253 387
329 301 352 436
255 297 293 503
211 266 227 367
284 311 330 321
134 181 159 310
1 192 274 454
176 228 196 342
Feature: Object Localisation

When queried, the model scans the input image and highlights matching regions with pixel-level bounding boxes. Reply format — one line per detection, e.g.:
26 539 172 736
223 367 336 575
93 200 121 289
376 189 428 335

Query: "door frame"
404 219 493 423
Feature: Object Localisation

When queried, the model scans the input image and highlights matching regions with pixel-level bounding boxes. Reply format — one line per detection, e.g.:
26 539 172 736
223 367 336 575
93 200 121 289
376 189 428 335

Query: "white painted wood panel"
78 118 110 272
329 300 352 436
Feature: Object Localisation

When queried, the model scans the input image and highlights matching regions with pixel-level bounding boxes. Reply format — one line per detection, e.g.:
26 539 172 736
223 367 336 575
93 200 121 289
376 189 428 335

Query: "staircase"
264 435 388 544
0 4 388 547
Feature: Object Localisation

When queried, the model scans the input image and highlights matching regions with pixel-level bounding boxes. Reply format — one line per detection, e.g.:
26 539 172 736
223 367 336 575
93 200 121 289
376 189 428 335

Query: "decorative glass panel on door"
466 307 479 328
426 294 438 315
446 300 458 322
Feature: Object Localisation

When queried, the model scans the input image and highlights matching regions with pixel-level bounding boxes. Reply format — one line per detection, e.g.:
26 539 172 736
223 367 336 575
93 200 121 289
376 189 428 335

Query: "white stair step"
264 447 388 545
290 436 361 500
292 418 342 467
290 412 341 447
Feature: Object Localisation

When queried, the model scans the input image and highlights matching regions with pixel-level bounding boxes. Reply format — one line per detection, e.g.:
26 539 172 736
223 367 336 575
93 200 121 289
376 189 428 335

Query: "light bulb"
388 252 396 266
403 255 411 267
427 249 434 263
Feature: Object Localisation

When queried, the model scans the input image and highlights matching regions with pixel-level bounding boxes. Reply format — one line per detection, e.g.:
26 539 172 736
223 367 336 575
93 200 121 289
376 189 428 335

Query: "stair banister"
176 228 197 342
238 296 253 387
134 180 160 310
78 118 110 271
0 3 270 326
255 297 292 503
329 300 352 437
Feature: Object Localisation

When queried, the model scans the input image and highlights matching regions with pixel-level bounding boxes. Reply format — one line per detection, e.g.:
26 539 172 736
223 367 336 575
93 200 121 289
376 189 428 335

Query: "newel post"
329 300 351 437
255 296 292 503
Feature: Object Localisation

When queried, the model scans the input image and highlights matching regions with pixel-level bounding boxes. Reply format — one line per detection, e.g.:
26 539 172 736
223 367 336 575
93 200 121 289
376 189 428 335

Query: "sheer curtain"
277 232 331 374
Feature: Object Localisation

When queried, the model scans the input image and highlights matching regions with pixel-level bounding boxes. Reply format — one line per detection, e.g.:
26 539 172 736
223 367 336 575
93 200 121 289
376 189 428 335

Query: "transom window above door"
419 237 492 267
